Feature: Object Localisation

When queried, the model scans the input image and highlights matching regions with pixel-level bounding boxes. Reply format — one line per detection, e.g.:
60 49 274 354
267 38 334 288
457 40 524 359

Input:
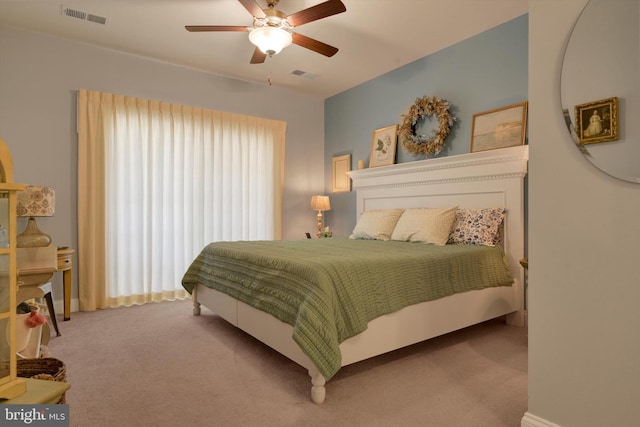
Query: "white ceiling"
0 0 528 99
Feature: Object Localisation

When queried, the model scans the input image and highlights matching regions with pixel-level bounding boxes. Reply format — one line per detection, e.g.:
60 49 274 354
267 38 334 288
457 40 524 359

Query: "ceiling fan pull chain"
267 54 273 86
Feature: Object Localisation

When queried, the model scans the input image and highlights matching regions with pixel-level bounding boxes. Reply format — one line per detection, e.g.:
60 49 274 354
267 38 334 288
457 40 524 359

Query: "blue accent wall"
324 14 528 236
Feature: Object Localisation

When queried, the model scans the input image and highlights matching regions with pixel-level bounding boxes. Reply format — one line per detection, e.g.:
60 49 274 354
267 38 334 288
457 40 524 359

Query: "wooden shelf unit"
0 138 27 400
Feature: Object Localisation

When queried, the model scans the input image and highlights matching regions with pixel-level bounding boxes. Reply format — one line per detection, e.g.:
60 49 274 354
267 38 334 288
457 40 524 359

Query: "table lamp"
16 185 55 248
310 195 330 238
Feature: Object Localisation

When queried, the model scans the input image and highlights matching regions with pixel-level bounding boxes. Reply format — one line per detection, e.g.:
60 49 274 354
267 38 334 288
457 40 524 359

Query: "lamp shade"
310 195 330 212
17 185 55 217
248 26 292 55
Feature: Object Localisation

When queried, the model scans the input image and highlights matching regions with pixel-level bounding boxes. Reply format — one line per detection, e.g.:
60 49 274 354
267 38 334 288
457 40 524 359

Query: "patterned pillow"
448 208 505 246
349 209 404 241
391 206 458 246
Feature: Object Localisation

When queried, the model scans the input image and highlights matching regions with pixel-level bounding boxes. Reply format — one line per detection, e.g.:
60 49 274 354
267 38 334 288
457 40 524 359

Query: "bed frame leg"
192 286 201 316
506 309 525 327
309 371 326 404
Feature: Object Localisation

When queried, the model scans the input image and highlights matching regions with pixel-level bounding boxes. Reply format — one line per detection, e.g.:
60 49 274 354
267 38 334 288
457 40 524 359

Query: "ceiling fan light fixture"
249 26 292 56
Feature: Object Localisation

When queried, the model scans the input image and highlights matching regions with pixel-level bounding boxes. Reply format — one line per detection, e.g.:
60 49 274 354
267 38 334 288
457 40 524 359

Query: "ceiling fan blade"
238 0 266 19
185 25 249 32
250 48 267 64
286 0 346 27
291 33 339 57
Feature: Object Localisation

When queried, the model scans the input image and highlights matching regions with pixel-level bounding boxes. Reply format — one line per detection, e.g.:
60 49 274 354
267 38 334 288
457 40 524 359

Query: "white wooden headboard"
347 145 528 323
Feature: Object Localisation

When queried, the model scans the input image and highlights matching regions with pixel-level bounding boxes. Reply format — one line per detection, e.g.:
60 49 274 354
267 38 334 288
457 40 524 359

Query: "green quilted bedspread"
181 238 513 380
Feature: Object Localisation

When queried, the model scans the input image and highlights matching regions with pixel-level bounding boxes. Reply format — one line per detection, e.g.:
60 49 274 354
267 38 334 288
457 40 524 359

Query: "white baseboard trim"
522 412 561 427
52 298 79 317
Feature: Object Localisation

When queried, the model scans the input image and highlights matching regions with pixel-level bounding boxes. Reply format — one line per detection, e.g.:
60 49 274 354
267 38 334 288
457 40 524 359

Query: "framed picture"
331 154 351 193
369 125 398 168
470 101 528 153
575 97 618 145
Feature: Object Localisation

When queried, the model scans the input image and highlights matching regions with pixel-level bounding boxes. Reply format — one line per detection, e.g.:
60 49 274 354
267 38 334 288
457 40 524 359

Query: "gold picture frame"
470 101 528 153
331 154 351 193
575 97 618 145
369 125 398 168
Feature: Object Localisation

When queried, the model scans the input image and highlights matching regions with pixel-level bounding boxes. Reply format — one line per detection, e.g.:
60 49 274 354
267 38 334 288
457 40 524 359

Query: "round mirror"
561 0 640 183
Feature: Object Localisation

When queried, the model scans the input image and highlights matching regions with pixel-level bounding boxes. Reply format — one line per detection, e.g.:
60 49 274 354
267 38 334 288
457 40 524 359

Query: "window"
77 90 286 309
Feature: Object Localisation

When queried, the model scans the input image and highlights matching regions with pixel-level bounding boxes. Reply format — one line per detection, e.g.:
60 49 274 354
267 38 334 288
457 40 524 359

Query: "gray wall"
529 1 640 425
323 15 528 236
0 25 325 309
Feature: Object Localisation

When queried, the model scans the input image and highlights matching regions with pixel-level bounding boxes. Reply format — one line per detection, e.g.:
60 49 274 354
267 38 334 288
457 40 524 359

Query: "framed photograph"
575 97 618 145
331 154 351 193
369 125 398 168
470 101 528 153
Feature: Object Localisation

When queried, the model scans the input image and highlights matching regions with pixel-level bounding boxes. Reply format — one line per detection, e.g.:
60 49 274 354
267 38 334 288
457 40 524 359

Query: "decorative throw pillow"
390 206 458 245
448 208 506 246
349 209 404 241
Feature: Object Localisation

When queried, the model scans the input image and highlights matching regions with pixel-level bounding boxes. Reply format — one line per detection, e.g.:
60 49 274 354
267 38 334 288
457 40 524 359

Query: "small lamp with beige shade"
16 185 55 248
310 195 330 238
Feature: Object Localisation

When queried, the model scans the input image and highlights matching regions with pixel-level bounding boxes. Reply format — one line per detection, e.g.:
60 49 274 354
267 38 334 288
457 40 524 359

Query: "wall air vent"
61 6 109 26
86 14 108 25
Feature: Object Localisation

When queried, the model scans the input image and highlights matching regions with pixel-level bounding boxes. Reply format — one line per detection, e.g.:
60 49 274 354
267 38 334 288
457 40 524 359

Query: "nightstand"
57 248 74 321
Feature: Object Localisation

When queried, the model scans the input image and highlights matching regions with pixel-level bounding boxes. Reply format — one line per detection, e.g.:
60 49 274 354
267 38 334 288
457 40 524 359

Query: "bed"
182 145 528 404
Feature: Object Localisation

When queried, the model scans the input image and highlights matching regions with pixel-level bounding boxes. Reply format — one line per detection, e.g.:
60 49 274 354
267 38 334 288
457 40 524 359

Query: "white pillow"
349 209 404 241
390 206 458 245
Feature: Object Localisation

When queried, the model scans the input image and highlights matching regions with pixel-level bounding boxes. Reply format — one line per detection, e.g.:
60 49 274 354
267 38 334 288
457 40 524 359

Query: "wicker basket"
17 357 67 404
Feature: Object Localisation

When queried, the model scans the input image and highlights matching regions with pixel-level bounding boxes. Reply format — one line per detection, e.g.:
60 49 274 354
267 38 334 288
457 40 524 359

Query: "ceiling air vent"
61 6 109 26
290 70 318 79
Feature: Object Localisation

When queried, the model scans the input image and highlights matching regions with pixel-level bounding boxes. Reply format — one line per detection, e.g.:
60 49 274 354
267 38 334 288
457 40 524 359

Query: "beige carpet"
47 299 528 427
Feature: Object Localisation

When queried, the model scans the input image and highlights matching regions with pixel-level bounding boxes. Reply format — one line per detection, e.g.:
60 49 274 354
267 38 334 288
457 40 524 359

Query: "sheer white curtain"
77 89 286 310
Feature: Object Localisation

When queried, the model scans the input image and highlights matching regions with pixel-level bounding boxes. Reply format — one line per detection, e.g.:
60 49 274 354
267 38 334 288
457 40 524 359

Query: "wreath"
399 96 456 156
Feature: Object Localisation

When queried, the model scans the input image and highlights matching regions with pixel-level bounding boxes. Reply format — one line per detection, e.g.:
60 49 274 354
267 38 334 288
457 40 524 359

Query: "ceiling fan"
185 0 347 64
